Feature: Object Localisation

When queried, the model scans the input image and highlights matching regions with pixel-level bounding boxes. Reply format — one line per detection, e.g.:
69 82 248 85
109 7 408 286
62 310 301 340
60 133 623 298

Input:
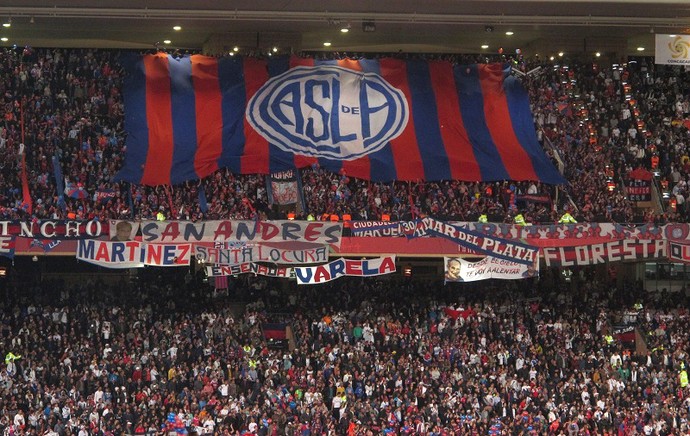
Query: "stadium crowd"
0 268 688 435
0 47 689 225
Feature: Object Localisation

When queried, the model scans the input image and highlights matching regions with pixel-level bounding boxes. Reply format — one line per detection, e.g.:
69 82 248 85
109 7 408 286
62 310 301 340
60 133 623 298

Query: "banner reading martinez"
77 240 192 268
295 256 396 285
444 256 539 283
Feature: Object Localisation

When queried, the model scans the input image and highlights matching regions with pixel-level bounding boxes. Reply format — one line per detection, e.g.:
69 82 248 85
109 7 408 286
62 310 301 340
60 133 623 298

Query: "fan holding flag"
67 182 89 200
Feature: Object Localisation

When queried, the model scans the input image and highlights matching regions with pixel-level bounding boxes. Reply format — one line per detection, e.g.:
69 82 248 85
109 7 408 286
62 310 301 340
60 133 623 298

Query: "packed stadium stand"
0 1 689 435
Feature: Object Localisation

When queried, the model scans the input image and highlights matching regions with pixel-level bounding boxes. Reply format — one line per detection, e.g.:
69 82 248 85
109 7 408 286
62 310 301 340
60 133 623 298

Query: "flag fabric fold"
117 53 565 186
52 154 67 211
20 151 32 214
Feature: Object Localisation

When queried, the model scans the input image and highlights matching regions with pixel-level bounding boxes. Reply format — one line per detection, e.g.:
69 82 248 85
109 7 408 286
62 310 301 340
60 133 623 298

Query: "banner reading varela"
295 256 396 285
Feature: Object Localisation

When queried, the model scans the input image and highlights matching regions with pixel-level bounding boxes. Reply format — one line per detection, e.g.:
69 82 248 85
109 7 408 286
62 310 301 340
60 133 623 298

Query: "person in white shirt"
332 394 343 420
515 356 525 372
94 387 104 404
219 381 229 397
13 410 25 428
247 420 258 433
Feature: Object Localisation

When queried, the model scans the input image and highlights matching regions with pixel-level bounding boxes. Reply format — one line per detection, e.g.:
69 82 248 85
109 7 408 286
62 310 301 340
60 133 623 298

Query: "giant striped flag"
116 53 565 186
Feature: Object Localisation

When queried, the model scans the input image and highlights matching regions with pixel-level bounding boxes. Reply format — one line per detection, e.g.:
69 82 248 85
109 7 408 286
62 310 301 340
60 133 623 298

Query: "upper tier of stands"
0 49 688 225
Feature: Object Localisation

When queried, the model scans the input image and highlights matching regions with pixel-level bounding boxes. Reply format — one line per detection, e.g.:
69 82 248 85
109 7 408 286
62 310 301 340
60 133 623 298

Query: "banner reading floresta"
295 256 396 285
77 240 192 268
542 240 666 267
444 256 539 283
194 244 328 265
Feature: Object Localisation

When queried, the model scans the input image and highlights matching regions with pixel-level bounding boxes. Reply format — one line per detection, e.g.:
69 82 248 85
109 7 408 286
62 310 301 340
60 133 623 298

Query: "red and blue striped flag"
214 275 228 291
116 53 564 185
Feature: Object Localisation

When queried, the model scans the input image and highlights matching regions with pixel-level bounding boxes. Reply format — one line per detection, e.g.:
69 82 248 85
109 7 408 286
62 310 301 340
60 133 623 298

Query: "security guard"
681 362 688 388
604 334 614 350
243 345 253 357
4 352 20 364
514 213 527 226
478 214 488 223
559 211 577 224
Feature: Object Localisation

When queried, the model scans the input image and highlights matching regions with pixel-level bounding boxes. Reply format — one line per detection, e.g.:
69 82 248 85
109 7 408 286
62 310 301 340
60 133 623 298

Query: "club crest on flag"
246 65 409 160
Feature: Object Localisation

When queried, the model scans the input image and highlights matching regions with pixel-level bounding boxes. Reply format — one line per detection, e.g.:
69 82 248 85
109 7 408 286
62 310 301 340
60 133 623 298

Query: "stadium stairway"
227 302 248 320
635 326 650 356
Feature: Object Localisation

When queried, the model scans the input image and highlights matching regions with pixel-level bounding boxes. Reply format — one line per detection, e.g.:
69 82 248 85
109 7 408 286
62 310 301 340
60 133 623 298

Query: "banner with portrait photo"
444 256 539 282
108 220 140 241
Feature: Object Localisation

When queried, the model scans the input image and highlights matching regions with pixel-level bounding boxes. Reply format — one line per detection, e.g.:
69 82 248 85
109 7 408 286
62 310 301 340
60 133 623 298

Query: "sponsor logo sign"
656 34 690 65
